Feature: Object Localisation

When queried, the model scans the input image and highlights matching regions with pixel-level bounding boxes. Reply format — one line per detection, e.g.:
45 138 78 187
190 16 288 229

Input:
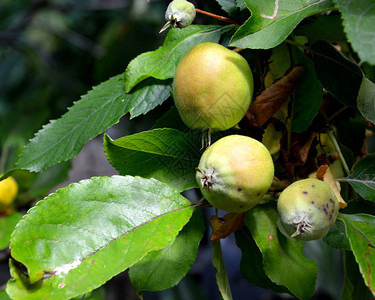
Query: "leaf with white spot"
230 0 334 49
6 176 195 299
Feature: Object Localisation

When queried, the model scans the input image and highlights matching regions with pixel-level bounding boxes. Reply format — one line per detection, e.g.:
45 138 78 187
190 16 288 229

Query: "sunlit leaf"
0 212 22 250
7 176 194 299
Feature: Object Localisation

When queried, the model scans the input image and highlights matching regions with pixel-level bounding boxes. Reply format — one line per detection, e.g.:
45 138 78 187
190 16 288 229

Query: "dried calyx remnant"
196 167 213 189
291 219 314 238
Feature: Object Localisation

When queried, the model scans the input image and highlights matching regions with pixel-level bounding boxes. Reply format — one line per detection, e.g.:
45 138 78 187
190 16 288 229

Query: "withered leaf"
277 130 318 177
210 212 245 241
316 164 347 209
245 65 305 128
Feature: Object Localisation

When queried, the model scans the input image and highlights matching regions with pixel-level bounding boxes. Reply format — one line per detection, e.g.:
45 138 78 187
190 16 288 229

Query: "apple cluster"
168 2 339 241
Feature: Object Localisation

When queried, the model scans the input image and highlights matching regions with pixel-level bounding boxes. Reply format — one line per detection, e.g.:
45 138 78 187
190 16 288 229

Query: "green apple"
173 42 254 131
196 135 274 212
277 178 339 241
160 0 196 33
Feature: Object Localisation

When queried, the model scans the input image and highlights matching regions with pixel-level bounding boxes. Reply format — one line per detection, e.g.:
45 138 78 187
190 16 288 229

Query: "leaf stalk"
327 130 350 175
195 8 241 25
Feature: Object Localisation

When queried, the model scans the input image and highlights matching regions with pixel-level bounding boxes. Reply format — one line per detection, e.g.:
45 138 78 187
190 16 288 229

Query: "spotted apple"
196 135 274 212
277 178 339 241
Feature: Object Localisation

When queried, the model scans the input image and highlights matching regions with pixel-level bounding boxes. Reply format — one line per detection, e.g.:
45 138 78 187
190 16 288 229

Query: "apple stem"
195 8 242 25
327 130 350 175
232 48 244 53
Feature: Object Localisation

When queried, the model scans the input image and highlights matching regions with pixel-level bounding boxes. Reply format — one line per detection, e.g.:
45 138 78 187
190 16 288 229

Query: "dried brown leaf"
245 65 305 128
316 165 347 209
277 130 318 177
210 212 245 241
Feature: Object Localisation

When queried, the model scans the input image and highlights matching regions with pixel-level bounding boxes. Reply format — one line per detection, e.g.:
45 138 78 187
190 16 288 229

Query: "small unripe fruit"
0 176 18 208
277 178 339 241
160 0 196 33
173 42 254 131
196 135 274 212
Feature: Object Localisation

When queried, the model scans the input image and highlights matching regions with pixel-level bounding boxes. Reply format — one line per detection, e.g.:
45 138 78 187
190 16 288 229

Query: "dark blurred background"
0 1 343 299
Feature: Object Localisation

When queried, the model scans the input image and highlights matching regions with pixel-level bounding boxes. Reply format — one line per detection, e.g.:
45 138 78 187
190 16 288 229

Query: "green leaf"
333 0 375 65
124 25 234 93
267 42 292 79
302 239 345 300
129 209 205 291
235 228 288 293
229 0 333 49
290 45 323 132
0 290 11 300
103 128 202 192
362 63 375 83
342 251 375 300
73 287 105 300
339 155 375 201
212 239 233 300
311 41 363 107
341 214 375 296
7 176 194 299
16 75 172 173
216 0 238 16
323 220 351 250
235 0 247 11
358 77 375 124
0 212 22 250
294 14 346 42
245 204 317 300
